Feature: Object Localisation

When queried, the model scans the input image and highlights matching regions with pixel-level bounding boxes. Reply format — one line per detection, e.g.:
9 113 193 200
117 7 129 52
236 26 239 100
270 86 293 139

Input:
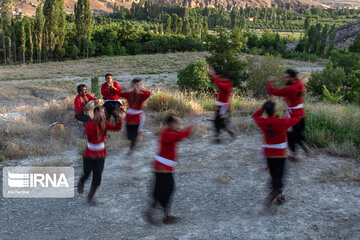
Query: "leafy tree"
349 33 360 53
206 27 247 88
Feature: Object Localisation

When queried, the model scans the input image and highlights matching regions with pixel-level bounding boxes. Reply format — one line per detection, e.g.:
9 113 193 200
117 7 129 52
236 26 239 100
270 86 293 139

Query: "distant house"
248 17 254 22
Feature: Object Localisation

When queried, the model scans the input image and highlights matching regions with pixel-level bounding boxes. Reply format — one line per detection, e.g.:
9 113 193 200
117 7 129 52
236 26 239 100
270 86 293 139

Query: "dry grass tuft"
320 164 360 185
147 90 203 117
1 97 77 160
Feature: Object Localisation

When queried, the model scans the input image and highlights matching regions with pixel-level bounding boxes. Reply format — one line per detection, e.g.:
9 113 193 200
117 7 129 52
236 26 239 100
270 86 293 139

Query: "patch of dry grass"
0 97 78 160
147 89 203 117
320 164 360 185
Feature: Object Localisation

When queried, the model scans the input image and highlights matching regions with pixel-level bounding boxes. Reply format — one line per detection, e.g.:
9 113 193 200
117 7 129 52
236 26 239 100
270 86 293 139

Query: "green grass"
305 103 360 157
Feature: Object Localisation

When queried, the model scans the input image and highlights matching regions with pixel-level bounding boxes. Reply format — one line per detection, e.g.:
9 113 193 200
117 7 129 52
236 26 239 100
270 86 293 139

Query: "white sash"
126 108 145 131
258 142 288 170
215 101 229 118
87 142 105 151
154 155 177 167
285 103 303 132
262 142 288 149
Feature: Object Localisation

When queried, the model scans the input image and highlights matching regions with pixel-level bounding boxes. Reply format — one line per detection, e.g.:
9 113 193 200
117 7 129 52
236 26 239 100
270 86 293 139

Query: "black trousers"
126 124 139 150
214 110 229 134
75 113 91 123
151 172 175 209
267 158 285 193
79 157 105 188
104 101 121 121
288 117 306 153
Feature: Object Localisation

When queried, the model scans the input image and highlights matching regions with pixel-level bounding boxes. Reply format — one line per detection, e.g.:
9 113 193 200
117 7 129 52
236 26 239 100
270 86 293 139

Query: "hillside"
13 0 328 17
314 0 360 9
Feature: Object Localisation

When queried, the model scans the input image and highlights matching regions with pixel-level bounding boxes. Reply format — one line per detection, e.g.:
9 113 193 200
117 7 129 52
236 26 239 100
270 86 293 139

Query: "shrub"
322 85 343 104
245 55 284 98
177 60 212 92
345 70 360 104
91 77 101 98
307 63 346 98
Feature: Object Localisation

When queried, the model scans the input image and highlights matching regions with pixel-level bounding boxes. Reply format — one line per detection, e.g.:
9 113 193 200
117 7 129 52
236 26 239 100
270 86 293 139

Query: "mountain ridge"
13 0 331 17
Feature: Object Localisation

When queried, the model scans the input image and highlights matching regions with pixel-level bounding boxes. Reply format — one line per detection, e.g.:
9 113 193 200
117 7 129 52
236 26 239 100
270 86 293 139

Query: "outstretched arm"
162 127 192 143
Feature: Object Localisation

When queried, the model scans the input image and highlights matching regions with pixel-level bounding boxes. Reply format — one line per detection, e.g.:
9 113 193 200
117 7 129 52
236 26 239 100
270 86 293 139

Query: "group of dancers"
72 67 309 223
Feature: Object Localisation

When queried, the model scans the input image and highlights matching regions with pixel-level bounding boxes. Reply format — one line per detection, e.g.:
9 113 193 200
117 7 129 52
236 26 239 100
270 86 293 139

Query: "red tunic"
253 108 300 157
119 90 151 124
267 78 306 118
153 127 192 172
84 119 122 159
210 74 233 108
101 81 121 100
74 93 97 114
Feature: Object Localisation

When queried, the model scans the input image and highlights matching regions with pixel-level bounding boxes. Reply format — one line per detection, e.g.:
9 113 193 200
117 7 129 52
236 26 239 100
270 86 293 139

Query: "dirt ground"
0 112 360 239
0 57 359 239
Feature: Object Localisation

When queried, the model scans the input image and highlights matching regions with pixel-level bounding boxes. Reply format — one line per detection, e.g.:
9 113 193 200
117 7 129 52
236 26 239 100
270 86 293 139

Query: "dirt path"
0 114 359 240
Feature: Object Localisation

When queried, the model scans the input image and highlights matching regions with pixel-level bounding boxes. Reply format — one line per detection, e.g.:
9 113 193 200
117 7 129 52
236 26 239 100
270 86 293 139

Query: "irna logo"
8 173 69 188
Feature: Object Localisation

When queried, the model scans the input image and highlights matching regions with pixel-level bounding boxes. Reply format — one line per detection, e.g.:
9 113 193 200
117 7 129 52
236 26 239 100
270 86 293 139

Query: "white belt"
126 108 142 115
285 103 303 118
262 142 288 149
155 155 177 167
215 101 229 118
285 103 303 132
215 101 227 106
289 103 303 110
87 142 105 151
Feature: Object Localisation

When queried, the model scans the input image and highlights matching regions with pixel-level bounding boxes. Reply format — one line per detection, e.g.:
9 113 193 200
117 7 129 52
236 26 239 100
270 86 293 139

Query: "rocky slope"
14 0 328 17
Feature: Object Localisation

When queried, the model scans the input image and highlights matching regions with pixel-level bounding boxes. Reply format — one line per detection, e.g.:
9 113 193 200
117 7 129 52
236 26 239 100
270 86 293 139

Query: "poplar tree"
20 18 26 64
34 4 45 63
1 0 13 63
43 0 66 60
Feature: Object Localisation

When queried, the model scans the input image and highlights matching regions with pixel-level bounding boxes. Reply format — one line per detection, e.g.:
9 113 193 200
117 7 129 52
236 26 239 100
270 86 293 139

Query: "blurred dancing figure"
74 84 98 123
207 67 235 144
119 78 151 155
101 73 123 122
267 69 310 161
77 106 122 205
253 100 300 210
144 114 193 224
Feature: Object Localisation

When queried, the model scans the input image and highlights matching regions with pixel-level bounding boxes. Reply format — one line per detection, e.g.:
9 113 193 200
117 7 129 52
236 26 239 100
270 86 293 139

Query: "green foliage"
206 27 247 88
305 105 360 150
246 55 284 98
90 77 101 98
177 60 212 92
349 33 360 53
322 85 343 104
43 0 66 60
345 70 360 104
330 50 360 75
308 63 346 98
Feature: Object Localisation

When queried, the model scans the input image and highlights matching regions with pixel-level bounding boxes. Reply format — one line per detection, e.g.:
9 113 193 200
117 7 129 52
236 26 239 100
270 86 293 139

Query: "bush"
322 85 343 104
126 42 143 55
91 77 101 98
177 60 213 92
345 70 360 104
245 55 284 98
307 63 346 98
330 50 360 75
